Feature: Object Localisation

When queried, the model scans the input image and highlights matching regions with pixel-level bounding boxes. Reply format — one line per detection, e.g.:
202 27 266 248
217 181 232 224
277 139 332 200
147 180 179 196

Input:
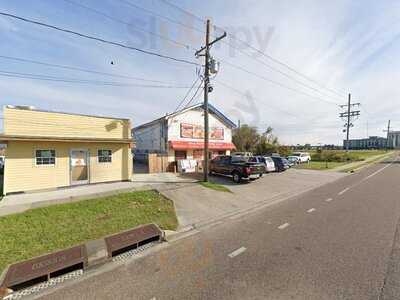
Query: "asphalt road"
36 156 400 300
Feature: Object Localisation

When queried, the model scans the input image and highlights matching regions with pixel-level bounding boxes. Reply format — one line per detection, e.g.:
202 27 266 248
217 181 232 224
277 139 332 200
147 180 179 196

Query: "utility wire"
0 70 192 88
218 41 344 102
0 11 199 66
220 32 348 97
117 0 205 36
0 55 186 85
63 0 191 49
220 59 339 106
182 79 204 109
174 76 200 112
215 79 301 119
156 0 347 97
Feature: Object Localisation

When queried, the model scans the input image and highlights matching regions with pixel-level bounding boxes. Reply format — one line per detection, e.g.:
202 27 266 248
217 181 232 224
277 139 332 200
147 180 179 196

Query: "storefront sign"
180 123 224 140
170 140 235 150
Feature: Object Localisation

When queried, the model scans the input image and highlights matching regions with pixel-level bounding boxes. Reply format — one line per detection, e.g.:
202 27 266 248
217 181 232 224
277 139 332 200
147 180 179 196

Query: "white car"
292 152 311 163
263 156 276 172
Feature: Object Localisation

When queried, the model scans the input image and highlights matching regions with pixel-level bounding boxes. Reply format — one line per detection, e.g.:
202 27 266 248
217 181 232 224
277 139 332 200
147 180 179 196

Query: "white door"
70 150 89 185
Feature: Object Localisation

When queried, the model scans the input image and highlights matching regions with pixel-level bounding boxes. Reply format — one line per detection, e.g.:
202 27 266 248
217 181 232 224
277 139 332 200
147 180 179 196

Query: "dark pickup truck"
209 155 265 183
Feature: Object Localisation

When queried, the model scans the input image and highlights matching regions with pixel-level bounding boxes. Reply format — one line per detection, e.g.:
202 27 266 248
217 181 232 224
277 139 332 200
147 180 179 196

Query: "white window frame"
97 149 112 163
34 149 56 166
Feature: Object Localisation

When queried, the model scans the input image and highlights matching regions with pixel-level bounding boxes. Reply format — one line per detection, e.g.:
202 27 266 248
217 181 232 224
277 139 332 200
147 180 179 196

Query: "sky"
0 0 399 145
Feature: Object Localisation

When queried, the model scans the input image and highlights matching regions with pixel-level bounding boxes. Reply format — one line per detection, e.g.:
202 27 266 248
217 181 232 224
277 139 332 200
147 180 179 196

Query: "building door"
175 150 187 160
70 149 89 185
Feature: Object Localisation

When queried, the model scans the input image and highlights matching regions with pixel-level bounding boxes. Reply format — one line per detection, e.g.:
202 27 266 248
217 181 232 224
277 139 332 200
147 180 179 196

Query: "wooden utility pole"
195 20 226 182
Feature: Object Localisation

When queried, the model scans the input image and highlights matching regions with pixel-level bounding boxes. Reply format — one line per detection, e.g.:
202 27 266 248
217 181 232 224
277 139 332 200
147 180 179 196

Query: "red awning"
169 140 236 150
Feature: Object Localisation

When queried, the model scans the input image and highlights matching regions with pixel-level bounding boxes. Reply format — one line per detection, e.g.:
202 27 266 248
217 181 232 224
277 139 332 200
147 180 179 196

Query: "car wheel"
232 172 241 183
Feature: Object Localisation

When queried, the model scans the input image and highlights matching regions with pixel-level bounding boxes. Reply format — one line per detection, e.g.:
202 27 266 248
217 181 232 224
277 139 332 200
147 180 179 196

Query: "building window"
193 150 204 160
98 149 112 163
36 150 55 165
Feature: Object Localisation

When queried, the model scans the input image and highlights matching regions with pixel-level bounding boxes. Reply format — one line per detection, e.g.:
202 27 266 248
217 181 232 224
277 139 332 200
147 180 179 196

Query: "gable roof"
133 102 237 130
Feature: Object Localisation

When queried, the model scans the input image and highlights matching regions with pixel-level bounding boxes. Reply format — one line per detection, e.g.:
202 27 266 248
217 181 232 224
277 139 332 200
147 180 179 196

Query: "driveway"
160 169 347 229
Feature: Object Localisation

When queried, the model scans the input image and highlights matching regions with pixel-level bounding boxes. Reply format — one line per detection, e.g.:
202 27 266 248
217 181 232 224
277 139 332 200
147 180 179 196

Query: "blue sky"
0 0 399 144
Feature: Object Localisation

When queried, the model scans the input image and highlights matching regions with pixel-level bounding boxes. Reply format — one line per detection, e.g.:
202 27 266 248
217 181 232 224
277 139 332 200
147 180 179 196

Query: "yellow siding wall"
4 141 132 194
3 107 131 139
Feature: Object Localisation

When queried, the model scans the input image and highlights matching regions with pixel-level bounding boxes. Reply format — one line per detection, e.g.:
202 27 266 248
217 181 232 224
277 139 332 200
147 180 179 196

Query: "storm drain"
112 241 159 262
3 269 83 300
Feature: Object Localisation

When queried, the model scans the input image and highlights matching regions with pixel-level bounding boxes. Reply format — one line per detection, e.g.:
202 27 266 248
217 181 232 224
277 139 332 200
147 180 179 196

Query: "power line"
0 11 199 66
0 70 192 88
221 32 348 98
174 76 200 112
182 79 204 109
215 79 303 119
62 0 191 49
159 0 205 24
0 55 187 85
116 0 205 36
154 1 347 97
220 59 340 106
218 41 343 102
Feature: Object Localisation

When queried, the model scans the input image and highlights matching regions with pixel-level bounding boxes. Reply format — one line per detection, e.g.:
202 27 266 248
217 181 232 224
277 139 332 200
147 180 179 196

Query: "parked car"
209 155 265 183
263 156 276 172
231 152 253 158
271 156 290 172
292 152 311 163
248 156 277 173
287 155 300 165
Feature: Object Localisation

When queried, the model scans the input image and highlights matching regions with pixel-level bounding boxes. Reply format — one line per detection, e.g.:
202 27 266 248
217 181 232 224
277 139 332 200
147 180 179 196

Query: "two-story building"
133 103 236 169
0 105 133 195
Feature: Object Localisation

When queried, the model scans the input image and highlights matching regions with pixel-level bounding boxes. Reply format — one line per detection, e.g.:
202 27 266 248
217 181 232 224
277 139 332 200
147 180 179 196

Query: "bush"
311 150 364 162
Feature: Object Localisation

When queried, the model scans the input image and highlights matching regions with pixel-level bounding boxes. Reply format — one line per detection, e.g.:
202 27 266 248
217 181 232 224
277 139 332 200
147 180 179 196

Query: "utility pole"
195 20 226 182
383 120 391 150
339 93 360 151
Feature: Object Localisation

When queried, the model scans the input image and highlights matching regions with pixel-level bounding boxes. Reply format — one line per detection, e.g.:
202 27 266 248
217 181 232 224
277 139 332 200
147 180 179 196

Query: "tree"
232 125 259 153
255 127 279 155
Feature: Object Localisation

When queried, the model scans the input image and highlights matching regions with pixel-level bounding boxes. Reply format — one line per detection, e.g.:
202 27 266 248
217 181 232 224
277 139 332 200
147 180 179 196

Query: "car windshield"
232 156 246 163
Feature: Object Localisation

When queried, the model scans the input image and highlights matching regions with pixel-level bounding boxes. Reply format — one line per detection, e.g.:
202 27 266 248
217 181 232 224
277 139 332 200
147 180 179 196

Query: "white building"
133 103 236 166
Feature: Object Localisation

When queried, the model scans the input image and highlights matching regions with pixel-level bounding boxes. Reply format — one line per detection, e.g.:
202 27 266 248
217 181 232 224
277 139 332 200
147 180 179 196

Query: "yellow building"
0 105 133 195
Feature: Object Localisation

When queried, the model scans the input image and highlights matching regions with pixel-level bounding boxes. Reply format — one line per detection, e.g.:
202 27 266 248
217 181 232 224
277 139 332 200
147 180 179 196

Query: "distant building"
388 131 400 148
343 136 387 150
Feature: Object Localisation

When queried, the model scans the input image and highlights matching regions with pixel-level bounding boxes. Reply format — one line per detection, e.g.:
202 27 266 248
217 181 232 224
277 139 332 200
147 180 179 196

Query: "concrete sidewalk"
161 168 347 230
0 173 198 216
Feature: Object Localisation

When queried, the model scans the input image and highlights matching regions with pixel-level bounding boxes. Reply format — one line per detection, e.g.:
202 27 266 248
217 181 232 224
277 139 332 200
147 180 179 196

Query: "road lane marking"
325 198 333 202
307 208 316 213
278 223 290 230
338 187 350 195
228 247 247 258
363 163 392 181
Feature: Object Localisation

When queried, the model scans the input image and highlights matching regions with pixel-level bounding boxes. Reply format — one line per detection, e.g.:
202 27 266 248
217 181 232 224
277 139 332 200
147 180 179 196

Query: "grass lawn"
200 181 232 193
294 161 348 170
0 190 178 273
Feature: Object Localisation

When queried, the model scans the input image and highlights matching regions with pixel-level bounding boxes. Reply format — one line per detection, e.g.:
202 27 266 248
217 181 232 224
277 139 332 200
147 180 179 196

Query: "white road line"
338 187 350 195
363 163 392 181
307 208 316 213
228 247 247 258
325 198 333 202
278 223 290 230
